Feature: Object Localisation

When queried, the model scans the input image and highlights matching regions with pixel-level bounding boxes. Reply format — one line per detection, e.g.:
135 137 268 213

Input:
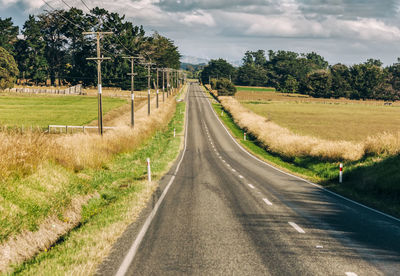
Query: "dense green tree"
15 15 48 84
236 64 268 86
0 47 19 89
330 64 352 98
350 61 384 99
200 58 236 84
211 77 237 96
0 17 19 54
305 70 332 98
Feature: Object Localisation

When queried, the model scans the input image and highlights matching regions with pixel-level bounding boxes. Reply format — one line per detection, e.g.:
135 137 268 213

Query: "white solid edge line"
248 184 255 189
115 88 190 276
203 89 400 223
263 198 273 206
288 222 306 234
345 272 358 276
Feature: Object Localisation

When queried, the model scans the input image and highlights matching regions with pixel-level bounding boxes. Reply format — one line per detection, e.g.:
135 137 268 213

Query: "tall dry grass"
219 96 400 161
0 97 176 180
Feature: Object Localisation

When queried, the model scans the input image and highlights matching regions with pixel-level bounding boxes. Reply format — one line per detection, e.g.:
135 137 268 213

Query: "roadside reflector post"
339 163 343 183
221 111 224 116
244 132 247 141
174 128 176 137
147 158 151 183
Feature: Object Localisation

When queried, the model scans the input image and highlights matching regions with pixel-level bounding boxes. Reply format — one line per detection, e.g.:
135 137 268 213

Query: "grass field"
0 95 127 128
204 87 400 219
236 86 276 92
236 91 400 142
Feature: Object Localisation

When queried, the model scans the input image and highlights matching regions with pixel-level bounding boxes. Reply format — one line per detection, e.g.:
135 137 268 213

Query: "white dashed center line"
231 168 236 172
248 184 255 189
345 273 358 276
239 175 244 179
288 222 305 234
262 198 273 206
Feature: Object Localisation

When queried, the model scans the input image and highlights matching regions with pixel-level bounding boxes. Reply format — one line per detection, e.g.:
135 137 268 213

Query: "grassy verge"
0 95 126 128
10 97 186 275
205 88 400 218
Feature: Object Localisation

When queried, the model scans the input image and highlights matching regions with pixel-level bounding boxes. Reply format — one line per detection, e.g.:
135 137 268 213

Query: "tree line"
0 7 180 90
200 50 400 101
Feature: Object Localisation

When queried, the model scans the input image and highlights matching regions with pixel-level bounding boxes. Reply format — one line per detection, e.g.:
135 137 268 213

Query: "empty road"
102 82 400 276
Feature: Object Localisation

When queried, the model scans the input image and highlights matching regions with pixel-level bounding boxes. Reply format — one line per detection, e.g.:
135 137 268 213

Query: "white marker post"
147 158 151 183
339 163 343 183
244 132 247 141
173 128 176 137
221 111 224 116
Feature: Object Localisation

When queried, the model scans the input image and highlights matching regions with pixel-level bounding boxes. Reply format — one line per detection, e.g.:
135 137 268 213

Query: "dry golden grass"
220 96 400 161
0 96 175 179
235 90 400 106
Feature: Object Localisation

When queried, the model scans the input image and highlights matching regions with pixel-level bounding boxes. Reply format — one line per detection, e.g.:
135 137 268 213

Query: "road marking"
248 184 255 189
345 273 357 276
263 198 273 206
231 168 236 172
239 175 244 179
115 85 190 276
222 160 226 163
288 222 305 233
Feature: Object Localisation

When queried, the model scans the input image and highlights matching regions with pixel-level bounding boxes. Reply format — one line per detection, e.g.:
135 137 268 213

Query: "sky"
1 0 400 66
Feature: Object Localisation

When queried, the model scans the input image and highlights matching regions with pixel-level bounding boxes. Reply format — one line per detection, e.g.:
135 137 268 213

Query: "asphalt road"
100 83 400 276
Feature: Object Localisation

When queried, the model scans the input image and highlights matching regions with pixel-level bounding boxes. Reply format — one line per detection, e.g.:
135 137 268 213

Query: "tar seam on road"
203 90 400 223
115 90 190 276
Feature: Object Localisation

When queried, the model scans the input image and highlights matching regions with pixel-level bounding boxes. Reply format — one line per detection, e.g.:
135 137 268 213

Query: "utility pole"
162 68 165 102
141 61 155 115
156 68 160 108
166 68 170 98
84 31 113 135
123 56 141 128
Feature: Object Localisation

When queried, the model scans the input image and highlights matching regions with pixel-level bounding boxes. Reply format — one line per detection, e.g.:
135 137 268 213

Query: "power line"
41 0 86 32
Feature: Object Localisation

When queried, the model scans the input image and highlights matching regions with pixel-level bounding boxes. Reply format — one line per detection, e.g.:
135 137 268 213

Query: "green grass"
236 86 276 92
242 101 400 142
10 95 186 275
0 95 126 128
205 88 400 218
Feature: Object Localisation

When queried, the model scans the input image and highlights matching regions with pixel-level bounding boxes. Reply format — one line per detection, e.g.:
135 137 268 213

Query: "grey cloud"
298 0 398 20
157 0 276 12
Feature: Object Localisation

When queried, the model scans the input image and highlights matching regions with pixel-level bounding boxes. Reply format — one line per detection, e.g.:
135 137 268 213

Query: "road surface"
99 82 400 276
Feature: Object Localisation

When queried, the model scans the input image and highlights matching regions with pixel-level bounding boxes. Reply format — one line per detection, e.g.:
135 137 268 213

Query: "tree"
282 75 298 93
0 47 19 89
211 78 237 96
200 58 236 84
350 61 384 100
0 17 19 54
305 70 332 98
15 15 48 84
236 64 268 86
330 64 352 98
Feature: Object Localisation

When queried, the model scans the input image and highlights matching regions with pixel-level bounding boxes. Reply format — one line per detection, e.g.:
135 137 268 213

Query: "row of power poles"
84 31 185 135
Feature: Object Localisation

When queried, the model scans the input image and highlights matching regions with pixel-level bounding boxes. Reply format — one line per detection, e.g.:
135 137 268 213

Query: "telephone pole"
162 68 165 102
141 61 155 115
123 56 141 128
83 31 113 135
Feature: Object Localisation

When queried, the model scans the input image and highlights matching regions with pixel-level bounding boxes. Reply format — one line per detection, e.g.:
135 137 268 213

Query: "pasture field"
0 95 127 128
237 91 400 142
236 86 276 92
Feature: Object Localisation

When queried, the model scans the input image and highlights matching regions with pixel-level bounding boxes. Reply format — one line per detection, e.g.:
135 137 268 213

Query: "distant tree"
350 61 384 99
211 77 237 96
236 64 268 86
200 58 236 84
0 47 19 89
15 15 48 84
305 70 332 98
282 75 298 93
305 52 329 70
330 64 352 98
0 17 19 54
